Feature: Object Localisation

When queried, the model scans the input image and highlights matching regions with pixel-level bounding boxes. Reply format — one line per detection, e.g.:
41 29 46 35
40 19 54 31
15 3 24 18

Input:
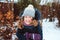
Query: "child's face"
24 16 33 25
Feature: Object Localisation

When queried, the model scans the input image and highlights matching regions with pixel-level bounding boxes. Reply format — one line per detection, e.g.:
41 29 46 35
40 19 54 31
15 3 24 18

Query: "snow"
12 33 18 40
40 0 53 5
42 18 60 40
0 0 18 3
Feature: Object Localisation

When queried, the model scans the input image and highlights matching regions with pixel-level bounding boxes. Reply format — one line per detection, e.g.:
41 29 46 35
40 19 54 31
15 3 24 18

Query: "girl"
16 4 42 40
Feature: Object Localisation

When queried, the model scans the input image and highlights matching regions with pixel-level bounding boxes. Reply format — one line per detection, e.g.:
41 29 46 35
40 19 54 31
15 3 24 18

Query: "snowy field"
42 18 60 40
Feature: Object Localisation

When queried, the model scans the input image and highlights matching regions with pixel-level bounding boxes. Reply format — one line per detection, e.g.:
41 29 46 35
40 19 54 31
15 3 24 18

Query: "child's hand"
32 19 38 27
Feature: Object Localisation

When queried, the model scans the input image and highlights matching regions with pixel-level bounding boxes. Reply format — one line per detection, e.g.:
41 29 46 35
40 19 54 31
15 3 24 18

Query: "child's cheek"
29 20 32 23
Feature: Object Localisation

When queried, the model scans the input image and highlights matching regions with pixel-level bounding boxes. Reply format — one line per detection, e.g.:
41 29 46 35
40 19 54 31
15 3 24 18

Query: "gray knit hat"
22 4 35 18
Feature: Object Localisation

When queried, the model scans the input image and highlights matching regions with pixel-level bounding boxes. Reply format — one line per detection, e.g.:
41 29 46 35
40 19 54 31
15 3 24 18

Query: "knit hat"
22 4 35 18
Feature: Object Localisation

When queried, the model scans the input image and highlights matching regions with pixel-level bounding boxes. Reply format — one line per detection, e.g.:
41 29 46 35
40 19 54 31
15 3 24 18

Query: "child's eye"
29 17 31 18
28 16 32 18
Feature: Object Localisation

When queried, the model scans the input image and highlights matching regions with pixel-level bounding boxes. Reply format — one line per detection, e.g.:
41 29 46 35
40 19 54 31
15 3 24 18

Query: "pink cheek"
25 20 27 22
28 20 32 22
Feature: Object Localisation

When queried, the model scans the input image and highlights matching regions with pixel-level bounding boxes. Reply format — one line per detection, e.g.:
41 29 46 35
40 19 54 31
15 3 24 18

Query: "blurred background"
0 0 60 40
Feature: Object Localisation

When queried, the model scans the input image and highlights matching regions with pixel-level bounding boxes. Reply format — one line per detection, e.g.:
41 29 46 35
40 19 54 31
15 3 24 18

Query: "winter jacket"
16 23 42 40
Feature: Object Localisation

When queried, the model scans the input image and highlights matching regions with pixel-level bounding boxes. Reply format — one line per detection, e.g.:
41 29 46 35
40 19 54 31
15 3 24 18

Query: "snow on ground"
42 18 60 40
